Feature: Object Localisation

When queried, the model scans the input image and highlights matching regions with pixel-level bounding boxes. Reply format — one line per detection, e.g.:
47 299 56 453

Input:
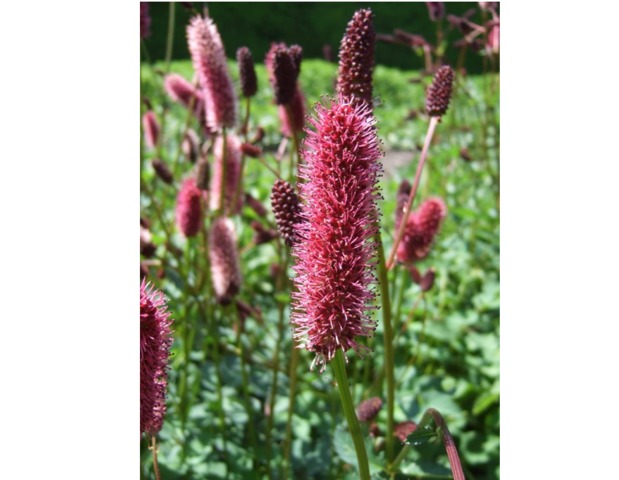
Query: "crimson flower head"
426 2 445 22
186 15 237 131
291 96 382 372
337 8 376 109
140 2 151 39
209 217 242 304
357 397 383 422
209 133 242 215
142 110 159 150
176 177 204 237
425 65 455 117
140 280 173 436
237 46 258 98
164 73 205 118
396 197 447 264
265 42 300 105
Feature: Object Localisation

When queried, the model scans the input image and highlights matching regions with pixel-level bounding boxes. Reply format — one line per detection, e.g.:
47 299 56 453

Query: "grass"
140 58 499 479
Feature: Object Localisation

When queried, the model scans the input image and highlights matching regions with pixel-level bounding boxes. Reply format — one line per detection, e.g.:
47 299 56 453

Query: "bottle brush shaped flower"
271 179 302 246
142 110 159 150
176 177 204 237
396 198 447 264
425 65 454 117
291 96 382 372
337 8 376 109
186 15 237 131
209 133 242 214
209 217 242 304
237 46 258 98
140 279 173 436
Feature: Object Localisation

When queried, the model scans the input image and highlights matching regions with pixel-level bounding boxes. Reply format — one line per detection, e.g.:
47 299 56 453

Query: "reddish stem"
386 116 440 269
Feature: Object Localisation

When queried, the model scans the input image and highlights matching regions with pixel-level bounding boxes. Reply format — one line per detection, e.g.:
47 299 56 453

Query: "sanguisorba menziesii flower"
209 133 242 214
176 177 204 237
140 279 173 436
425 65 455 117
186 15 237 131
142 110 159 150
291 96 382 372
337 8 376 109
209 217 242 304
396 197 447 264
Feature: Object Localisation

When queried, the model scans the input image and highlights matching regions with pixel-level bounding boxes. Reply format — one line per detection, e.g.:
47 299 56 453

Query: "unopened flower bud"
151 159 173 184
240 142 262 158
209 217 242 304
394 421 418 442
195 158 210 191
356 397 383 422
237 46 258 98
271 179 302 246
426 65 454 117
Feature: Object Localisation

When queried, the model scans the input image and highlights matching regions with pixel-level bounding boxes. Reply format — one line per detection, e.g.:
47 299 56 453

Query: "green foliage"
140 57 499 479
143 2 489 73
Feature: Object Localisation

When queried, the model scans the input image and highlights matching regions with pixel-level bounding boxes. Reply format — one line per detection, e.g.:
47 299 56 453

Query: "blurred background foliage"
143 2 491 73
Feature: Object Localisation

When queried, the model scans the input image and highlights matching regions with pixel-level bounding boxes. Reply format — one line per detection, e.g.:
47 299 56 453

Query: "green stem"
265 240 289 479
332 350 370 480
375 230 395 463
281 345 301 479
218 128 228 216
164 3 175 74
151 435 161 480
232 97 252 213
234 303 258 468
285 105 301 189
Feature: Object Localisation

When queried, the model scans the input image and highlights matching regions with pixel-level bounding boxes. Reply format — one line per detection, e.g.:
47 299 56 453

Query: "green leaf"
333 424 385 475
404 426 437 446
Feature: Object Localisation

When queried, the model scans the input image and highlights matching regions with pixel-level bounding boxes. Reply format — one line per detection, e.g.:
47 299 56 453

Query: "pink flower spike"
337 8 376 109
176 177 204 237
426 2 445 22
164 74 204 117
186 15 237 131
209 133 242 215
140 2 151 39
291 96 383 372
209 217 242 304
142 110 159 150
396 197 447 264
140 280 173 436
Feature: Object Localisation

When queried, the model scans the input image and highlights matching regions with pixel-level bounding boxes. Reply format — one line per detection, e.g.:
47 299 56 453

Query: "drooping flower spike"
140 280 173 436
163 73 205 118
396 197 447 264
291 95 382 372
186 15 237 131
